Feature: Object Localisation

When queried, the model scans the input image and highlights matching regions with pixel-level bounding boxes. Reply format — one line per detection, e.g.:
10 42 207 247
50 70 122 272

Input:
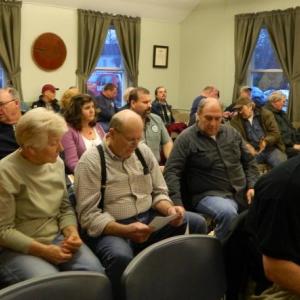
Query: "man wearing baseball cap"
31 84 60 112
230 97 286 168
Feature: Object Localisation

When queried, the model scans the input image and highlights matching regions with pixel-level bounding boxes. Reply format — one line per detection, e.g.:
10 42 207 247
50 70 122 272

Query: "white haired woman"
0 108 103 286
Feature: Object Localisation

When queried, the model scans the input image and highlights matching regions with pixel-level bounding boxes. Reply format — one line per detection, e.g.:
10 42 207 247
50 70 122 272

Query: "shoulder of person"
149 113 164 125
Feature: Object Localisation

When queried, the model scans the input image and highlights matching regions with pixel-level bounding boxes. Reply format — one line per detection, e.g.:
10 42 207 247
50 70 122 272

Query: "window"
0 60 6 88
249 28 289 110
87 28 126 108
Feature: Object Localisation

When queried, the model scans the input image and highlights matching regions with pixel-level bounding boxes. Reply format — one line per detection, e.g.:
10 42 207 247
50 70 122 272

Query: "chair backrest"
122 234 226 300
0 271 112 300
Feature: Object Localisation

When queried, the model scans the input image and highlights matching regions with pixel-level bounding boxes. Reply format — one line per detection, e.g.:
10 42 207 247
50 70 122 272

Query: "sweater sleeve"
0 174 34 253
61 127 82 173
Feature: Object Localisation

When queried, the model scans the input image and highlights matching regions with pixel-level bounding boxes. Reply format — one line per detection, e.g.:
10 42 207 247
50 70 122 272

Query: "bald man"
164 98 259 240
74 109 206 299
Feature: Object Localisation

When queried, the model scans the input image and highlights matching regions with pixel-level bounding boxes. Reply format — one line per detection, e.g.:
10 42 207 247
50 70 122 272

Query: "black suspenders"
96 144 149 209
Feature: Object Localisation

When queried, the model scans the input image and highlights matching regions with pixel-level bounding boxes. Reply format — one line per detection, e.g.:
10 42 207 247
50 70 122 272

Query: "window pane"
253 28 281 69
0 60 5 88
87 70 123 108
87 28 126 108
249 27 290 111
96 29 122 68
251 71 289 91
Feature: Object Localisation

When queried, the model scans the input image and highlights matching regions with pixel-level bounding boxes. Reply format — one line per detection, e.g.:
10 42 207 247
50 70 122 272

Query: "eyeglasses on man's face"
0 98 16 108
114 128 142 145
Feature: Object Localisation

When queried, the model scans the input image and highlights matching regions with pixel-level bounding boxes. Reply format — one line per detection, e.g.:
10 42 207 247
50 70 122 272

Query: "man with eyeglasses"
74 109 207 300
0 87 22 160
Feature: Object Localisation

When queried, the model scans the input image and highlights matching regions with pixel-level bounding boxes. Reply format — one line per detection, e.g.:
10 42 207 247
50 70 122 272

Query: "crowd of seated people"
1 82 300 300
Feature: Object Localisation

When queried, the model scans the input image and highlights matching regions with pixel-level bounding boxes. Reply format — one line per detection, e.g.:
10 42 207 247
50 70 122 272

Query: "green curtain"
76 9 111 93
232 13 263 102
0 0 22 99
112 15 141 86
263 8 300 122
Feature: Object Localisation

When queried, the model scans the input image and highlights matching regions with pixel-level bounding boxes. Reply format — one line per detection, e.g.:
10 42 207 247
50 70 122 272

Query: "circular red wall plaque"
32 32 67 71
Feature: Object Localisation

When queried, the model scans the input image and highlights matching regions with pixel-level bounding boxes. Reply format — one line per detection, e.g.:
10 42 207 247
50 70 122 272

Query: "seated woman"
62 94 105 173
0 108 103 286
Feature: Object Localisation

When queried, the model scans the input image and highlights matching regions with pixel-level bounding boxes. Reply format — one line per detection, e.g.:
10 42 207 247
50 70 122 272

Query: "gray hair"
15 107 67 149
268 91 286 103
0 87 20 102
197 97 224 114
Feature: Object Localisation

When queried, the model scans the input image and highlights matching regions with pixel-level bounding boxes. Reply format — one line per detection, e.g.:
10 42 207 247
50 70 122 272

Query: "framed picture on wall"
153 45 169 68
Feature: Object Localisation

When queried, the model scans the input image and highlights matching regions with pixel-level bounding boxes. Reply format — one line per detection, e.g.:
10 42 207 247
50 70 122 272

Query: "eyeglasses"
0 99 16 108
114 128 141 145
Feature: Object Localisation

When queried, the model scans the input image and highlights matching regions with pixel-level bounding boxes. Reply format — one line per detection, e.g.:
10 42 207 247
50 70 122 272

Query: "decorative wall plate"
32 32 67 71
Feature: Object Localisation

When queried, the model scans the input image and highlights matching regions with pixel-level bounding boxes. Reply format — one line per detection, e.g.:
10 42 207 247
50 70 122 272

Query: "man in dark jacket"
265 91 300 158
151 86 175 126
95 83 118 132
0 87 22 160
164 98 259 240
31 84 60 113
230 97 286 168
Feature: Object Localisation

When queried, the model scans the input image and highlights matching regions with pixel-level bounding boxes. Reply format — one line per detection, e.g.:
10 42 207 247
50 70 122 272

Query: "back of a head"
103 83 117 91
123 87 135 103
60 87 80 110
15 107 67 149
202 86 217 97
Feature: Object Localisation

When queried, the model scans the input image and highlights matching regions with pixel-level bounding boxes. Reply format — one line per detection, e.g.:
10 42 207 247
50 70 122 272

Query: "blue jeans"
195 196 238 240
185 211 207 234
83 209 194 299
256 148 287 168
0 234 104 286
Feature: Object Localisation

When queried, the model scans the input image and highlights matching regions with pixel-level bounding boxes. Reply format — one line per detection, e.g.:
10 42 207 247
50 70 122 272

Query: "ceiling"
25 0 203 22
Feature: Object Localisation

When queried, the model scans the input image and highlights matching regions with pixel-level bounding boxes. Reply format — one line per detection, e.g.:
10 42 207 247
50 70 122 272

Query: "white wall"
179 0 300 109
21 3 181 107
139 19 180 107
21 3 77 103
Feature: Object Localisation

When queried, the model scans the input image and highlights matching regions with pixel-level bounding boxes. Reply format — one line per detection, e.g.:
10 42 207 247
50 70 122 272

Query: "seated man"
0 108 103 286
230 97 287 168
265 91 300 158
151 86 175 126
188 85 219 126
95 83 118 132
32 84 60 112
129 87 173 164
74 109 206 298
0 87 22 160
249 155 300 299
164 98 259 240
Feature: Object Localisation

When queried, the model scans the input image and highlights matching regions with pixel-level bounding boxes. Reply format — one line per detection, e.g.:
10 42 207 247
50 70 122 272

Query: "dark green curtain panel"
234 7 300 122
233 13 263 102
0 0 22 99
113 15 141 86
263 8 300 122
76 9 111 93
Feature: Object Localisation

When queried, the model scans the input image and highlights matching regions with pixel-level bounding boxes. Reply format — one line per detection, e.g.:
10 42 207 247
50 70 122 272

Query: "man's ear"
15 99 20 108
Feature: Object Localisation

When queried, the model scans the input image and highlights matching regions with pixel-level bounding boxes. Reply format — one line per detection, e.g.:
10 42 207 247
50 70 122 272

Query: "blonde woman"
60 87 80 113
